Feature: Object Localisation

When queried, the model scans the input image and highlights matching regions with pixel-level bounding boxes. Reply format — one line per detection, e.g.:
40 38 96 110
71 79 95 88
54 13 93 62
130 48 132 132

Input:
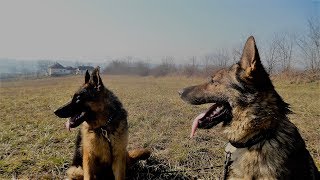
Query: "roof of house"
78 66 95 71
49 63 65 69
65 66 77 70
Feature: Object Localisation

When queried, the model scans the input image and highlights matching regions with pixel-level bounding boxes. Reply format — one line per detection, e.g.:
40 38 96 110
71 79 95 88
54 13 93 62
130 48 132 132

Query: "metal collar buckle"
101 128 110 142
223 151 232 180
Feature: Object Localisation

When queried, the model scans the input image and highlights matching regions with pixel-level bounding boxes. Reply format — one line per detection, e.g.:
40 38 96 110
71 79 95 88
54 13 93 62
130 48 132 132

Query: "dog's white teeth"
214 108 220 114
75 112 85 120
212 106 224 115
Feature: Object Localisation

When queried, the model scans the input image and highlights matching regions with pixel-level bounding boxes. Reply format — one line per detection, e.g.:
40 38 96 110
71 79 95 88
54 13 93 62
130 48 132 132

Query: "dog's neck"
88 89 127 131
228 129 274 148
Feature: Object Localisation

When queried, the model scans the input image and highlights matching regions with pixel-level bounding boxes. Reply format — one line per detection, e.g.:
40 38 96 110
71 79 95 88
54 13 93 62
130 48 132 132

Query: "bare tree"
231 44 243 63
183 56 199 77
274 33 295 72
134 61 150 76
296 18 320 72
103 59 131 74
264 35 279 74
152 56 176 77
213 48 230 68
201 49 230 76
202 54 215 75
103 57 152 76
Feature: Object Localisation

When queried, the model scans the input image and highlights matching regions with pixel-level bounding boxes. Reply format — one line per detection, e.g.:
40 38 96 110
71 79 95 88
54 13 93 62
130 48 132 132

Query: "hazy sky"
0 0 318 63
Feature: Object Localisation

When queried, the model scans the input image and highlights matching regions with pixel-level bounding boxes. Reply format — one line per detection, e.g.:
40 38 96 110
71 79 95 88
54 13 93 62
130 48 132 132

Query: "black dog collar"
229 130 274 148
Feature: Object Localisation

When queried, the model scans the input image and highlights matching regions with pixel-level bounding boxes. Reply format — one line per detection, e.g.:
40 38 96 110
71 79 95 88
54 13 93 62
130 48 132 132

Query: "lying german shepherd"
54 68 150 180
180 36 319 179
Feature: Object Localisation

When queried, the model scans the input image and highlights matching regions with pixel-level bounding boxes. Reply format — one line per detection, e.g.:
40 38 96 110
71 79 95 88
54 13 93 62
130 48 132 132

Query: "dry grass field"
0 75 319 179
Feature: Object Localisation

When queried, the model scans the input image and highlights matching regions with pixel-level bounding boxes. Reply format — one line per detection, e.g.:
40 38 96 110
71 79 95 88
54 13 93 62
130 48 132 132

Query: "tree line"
102 18 319 77
30 18 319 79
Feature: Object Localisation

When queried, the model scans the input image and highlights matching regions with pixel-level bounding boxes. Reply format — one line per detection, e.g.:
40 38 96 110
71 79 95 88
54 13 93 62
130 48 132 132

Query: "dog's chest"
226 143 280 179
82 127 112 165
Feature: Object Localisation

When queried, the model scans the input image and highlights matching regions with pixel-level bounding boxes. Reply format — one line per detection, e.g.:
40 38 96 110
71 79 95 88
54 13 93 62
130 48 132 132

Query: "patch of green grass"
0 75 319 179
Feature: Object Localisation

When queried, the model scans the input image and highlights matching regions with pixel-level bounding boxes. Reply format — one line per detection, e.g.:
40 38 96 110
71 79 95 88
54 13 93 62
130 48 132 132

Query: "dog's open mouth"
66 112 87 131
190 103 231 138
54 101 89 131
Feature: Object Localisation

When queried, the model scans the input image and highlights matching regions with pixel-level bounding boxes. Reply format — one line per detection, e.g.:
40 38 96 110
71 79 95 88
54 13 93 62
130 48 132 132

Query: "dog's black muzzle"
54 101 76 118
54 89 93 118
54 100 87 118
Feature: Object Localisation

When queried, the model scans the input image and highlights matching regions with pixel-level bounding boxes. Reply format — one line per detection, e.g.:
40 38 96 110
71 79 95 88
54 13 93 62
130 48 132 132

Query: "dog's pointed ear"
85 70 90 83
239 36 273 89
239 36 264 79
91 67 103 89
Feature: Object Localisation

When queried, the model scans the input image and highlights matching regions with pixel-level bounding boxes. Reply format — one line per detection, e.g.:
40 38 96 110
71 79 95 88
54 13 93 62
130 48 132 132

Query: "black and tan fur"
180 36 319 179
54 68 150 180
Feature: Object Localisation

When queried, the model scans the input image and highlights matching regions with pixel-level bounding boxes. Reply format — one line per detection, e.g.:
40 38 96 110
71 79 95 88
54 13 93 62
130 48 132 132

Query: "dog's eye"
75 95 81 103
79 89 87 94
208 76 214 83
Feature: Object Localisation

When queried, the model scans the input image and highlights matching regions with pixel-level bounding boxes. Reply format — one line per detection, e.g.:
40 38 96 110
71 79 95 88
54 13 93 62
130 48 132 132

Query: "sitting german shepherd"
54 68 150 180
180 36 319 179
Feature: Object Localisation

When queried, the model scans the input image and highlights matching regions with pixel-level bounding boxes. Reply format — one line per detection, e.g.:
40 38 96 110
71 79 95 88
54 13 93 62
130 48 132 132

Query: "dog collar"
229 130 274 148
223 143 235 180
93 115 114 141
100 127 110 142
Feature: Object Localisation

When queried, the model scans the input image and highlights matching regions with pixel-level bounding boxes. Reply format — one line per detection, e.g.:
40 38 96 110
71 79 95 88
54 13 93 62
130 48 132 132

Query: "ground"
0 75 319 179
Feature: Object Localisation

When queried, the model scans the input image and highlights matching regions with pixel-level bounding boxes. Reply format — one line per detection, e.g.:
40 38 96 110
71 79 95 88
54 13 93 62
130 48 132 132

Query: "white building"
48 63 69 76
48 63 95 76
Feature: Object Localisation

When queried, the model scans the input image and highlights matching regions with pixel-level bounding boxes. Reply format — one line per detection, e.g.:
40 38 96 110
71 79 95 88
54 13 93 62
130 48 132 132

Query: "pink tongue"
190 112 206 138
65 119 71 131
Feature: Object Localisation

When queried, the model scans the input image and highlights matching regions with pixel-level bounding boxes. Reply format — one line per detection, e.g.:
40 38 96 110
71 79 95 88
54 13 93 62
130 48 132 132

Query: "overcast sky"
0 0 318 63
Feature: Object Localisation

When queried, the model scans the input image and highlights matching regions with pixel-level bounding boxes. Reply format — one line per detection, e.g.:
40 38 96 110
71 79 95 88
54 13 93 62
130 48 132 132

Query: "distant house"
48 63 95 76
65 66 77 74
76 66 95 75
48 63 69 76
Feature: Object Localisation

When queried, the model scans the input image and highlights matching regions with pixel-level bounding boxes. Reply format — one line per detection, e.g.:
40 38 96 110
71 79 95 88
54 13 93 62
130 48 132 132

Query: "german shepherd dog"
180 36 319 179
54 68 150 180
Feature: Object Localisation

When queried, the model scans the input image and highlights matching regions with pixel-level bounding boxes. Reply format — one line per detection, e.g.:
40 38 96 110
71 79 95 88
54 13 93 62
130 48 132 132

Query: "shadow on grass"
127 157 192 180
